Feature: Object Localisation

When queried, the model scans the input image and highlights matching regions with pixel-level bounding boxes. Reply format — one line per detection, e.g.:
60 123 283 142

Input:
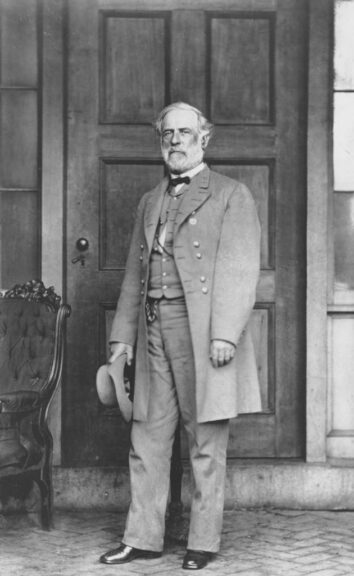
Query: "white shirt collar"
169 162 206 193
179 162 206 180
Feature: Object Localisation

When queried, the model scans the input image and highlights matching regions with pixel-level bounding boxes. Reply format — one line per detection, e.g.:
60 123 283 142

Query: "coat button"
162 285 168 290
202 287 208 294
196 253 202 259
140 244 144 250
200 276 206 283
193 241 200 247
141 279 145 284
140 290 144 296
140 256 143 261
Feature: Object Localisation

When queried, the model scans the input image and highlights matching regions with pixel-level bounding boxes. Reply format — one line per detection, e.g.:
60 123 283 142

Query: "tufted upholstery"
0 300 56 396
0 288 70 529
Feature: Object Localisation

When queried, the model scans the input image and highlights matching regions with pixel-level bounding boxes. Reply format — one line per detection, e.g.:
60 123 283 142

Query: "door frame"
40 0 333 465
41 0 65 465
306 0 333 463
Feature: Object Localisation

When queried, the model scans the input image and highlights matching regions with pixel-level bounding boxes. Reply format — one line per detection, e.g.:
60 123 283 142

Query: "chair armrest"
0 391 40 414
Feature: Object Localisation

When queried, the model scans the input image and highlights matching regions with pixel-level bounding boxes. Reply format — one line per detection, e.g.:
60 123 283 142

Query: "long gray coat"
110 166 261 423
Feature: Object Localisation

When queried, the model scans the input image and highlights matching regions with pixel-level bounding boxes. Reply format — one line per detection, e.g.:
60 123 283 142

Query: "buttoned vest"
148 189 184 299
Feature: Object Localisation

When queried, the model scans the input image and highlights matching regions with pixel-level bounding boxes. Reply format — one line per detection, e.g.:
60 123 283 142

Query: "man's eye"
162 131 172 138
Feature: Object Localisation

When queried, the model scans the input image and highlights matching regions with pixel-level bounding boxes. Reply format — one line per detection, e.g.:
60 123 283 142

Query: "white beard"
162 144 204 174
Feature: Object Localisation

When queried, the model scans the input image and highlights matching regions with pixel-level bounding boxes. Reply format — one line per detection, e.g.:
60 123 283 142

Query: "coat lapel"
144 178 168 253
174 166 211 232
143 166 211 250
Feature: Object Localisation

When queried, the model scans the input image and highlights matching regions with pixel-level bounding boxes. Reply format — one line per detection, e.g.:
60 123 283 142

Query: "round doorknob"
76 237 89 252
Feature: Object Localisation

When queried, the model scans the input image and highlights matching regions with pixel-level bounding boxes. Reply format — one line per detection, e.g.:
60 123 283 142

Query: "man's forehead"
162 109 199 130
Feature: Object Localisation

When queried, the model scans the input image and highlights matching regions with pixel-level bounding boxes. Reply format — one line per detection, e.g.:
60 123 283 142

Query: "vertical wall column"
42 0 65 465
306 0 332 462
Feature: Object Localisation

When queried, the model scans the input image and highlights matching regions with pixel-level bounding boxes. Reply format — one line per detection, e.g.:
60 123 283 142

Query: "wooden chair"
0 280 70 529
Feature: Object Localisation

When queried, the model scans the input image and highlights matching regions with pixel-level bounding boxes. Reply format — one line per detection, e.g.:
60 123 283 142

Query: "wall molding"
41 0 65 465
306 0 333 463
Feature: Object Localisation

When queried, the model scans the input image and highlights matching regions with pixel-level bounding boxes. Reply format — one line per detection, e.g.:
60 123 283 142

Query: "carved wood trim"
1 279 61 311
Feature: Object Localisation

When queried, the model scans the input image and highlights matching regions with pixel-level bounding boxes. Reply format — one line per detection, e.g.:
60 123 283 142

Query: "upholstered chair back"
0 299 57 399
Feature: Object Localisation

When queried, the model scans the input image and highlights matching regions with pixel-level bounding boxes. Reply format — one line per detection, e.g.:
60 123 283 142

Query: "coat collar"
143 166 211 251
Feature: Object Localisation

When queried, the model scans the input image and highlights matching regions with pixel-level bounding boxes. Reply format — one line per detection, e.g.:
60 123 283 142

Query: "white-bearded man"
99 102 261 571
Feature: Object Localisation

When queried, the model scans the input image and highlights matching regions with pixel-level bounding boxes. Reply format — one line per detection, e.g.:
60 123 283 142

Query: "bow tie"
169 176 191 186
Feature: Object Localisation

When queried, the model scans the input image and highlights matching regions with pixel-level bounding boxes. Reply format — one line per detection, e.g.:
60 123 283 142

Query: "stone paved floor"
2 509 354 575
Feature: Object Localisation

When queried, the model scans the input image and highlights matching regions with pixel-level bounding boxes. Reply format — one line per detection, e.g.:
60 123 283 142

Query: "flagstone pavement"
2 509 354 576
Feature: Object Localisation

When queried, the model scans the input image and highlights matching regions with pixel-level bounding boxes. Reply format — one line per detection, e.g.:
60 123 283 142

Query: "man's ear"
201 134 210 149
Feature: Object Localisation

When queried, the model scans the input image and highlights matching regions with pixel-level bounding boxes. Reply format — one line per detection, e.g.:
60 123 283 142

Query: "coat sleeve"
109 197 146 347
211 183 261 346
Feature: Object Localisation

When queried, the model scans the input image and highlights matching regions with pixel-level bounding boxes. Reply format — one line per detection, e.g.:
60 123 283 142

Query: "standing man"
99 102 261 570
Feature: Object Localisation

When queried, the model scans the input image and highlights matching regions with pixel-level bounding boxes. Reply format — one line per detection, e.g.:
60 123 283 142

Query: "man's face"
160 109 205 174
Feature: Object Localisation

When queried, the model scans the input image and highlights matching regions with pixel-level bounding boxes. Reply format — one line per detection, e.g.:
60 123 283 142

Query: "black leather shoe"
99 543 162 564
182 549 212 570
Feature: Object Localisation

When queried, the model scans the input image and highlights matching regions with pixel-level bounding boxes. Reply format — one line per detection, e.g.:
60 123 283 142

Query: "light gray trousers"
123 298 230 553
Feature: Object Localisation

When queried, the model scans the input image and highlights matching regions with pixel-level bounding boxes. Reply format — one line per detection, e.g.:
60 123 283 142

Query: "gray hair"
154 102 214 139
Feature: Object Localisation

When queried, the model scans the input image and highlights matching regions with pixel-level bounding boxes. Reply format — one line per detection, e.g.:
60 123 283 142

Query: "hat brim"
96 355 132 423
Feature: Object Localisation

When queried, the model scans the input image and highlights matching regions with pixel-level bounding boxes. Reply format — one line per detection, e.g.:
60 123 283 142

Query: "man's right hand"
108 342 134 366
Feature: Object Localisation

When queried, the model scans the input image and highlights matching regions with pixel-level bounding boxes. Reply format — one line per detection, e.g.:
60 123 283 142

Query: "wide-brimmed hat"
96 354 132 422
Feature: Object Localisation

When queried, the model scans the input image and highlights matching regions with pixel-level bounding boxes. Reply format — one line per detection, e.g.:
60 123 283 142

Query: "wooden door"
64 0 308 465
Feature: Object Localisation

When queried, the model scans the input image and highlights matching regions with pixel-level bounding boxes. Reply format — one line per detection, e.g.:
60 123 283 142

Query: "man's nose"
171 130 181 145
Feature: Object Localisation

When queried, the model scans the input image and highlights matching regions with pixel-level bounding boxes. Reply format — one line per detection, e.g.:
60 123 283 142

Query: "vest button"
140 244 144 250
140 290 144 296
141 279 145 284
196 253 202 259
202 287 208 294
200 276 206 283
139 256 143 261
193 241 200 247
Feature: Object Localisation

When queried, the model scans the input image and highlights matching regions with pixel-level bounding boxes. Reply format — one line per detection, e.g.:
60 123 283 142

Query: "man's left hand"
210 340 236 368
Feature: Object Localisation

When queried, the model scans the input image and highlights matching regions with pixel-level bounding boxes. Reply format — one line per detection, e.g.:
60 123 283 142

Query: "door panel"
64 0 307 465
100 12 168 124
209 14 274 124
